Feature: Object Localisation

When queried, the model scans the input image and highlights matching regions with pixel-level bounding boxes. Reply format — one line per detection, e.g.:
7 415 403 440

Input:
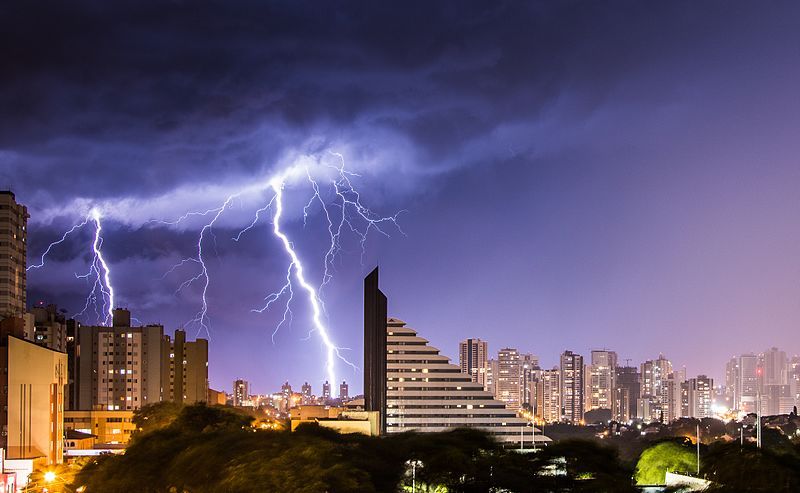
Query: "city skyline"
4 2 800 392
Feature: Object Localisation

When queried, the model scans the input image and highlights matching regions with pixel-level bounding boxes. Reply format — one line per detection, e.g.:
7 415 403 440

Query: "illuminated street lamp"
44 471 57 483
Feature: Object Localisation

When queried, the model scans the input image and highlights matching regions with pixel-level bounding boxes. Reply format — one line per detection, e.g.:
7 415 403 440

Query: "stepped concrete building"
384 319 549 447
365 267 549 448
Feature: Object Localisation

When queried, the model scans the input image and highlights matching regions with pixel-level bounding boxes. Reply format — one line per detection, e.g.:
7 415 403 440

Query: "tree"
635 440 696 485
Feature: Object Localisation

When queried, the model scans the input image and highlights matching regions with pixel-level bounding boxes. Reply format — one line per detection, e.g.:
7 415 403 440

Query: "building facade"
233 379 249 406
589 350 617 413
496 348 522 410
76 309 164 410
0 191 28 319
1 334 67 465
161 329 208 404
459 338 489 388
560 350 584 423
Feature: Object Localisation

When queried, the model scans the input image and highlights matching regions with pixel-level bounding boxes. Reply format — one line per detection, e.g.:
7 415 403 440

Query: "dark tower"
364 267 387 434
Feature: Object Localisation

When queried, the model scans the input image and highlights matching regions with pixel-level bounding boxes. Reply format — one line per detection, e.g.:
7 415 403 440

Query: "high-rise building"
560 350 584 423
761 347 788 386
161 329 208 404
589 350 617 413
496 348 522 410
614 366 640 422
486 358 499 397
29 303 67 352
339 381 349 400
321 381 331 401
534 368 560 423
76 309 163 411
0 321 67 466
301 382 312 404
681 375 714 418
0 191 28 319
639 355 673 422
233 379 249 406
459 338 489 388
363 267 388 434
520 353 539 407
729 354 759 413
384 318 549 447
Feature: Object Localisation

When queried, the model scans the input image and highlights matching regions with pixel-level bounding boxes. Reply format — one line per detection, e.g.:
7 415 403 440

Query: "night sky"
4 1 800 394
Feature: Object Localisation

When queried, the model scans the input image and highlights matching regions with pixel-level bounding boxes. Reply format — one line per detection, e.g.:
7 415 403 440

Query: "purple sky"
3 1 800 394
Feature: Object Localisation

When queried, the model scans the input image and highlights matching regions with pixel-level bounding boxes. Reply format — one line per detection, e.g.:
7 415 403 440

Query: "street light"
406 459 423 493
44 471 57 483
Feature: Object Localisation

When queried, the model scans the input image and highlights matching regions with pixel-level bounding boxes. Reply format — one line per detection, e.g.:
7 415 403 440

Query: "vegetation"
634 440 697 485
71 404 800 492
73 403 634 493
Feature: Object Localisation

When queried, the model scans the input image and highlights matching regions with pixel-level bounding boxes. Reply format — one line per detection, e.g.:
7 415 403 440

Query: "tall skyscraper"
0 191 28 319
520 353 539 407
681 375 714 418
496 348 522 410
459 338 488 388
76 309 164 411
731 354 759 413
560 350 584 423
161 329 208 404
363 267 387 434
233 379 249 406
639 355 673 422
589 350 617 413
534 368 561 423
614 365 640 421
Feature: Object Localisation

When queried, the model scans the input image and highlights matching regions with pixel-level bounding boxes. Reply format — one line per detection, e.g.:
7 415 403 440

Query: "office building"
64 410 136 446
589 350 617 413
496 348 522 410
161 329 208 404
76 309 163 410
459 338 489 388
0 191 28 319
560 350 584 423
339 381 349 400
233 379 249 407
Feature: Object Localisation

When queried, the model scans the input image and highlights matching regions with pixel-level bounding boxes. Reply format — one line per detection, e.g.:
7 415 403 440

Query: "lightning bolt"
159 154 403 384
75 209 116 325
29 209 116 325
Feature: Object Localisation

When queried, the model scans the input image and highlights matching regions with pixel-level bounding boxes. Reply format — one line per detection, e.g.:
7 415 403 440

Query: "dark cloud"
7 1 800 391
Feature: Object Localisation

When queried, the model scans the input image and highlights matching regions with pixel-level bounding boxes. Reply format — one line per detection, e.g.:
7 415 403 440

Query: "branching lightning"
29 208 117 326
161 155 403 384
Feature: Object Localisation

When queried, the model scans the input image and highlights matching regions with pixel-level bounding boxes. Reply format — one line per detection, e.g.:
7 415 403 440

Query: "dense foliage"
634 440 697 485
73 404 635 493
72 405 800 492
